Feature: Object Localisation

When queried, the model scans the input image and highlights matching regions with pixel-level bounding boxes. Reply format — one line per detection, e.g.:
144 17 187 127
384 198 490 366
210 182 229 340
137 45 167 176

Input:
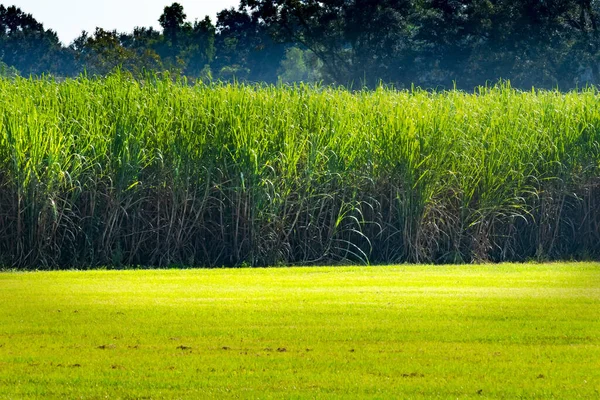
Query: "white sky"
7 0 240 45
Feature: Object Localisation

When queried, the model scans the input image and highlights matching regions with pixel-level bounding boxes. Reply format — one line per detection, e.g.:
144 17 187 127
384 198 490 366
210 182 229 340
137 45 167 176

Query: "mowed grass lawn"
0 264 599 399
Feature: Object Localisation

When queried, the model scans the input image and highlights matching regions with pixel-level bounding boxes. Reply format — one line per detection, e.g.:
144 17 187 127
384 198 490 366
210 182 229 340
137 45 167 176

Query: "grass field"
0 263 599 398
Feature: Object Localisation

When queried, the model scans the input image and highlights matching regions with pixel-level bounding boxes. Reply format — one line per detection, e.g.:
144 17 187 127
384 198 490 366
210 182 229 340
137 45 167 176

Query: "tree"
184 17 216 77
242 0 414 86
0 59 17 77
120 27 164 74
1 0 599 88
561 0 600 84
0 5 73 76
215 6 287 83
73 28 162 76
277 47 322 83
159 2 187 65
413 0 600 89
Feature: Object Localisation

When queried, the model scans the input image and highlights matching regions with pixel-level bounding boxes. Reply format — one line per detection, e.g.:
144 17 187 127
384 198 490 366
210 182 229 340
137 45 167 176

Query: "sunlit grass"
0 263 599 398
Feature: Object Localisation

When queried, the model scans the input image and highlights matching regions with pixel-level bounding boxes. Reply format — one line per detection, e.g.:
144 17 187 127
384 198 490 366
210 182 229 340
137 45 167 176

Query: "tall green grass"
0 74 599 268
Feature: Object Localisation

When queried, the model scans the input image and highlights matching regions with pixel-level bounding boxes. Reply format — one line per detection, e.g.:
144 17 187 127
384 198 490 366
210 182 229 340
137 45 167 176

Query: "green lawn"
0 264 599 399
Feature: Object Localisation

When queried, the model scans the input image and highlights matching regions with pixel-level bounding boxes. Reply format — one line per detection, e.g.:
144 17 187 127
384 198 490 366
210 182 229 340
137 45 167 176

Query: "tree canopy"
0 1 599 89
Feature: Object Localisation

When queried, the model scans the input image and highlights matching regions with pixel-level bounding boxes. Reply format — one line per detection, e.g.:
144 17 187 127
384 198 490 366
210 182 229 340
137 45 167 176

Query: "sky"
7 0 240 45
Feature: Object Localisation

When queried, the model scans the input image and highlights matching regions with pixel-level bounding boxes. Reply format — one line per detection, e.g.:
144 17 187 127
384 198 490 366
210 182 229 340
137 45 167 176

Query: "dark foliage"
1 1 599 87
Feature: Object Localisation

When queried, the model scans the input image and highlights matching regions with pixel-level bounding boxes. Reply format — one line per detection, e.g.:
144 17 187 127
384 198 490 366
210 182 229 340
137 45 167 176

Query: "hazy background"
1 0 599 89
8 0 238 44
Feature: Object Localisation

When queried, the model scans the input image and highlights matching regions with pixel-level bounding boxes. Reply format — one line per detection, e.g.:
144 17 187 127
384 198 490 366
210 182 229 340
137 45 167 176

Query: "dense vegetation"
0 74 599 268
1 1 600 89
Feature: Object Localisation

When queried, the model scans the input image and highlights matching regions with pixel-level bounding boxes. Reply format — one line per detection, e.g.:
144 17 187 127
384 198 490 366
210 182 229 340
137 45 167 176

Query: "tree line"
1 1 599 89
